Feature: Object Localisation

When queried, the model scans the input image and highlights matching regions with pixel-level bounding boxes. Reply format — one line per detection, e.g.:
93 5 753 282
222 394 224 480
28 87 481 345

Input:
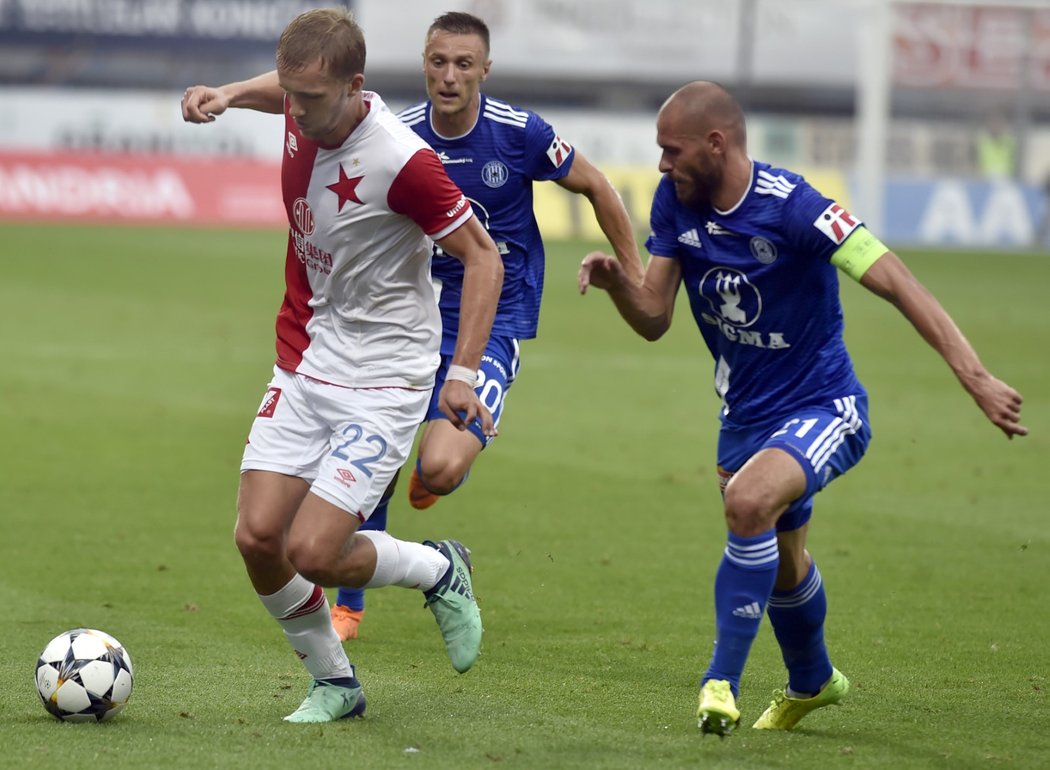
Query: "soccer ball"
35 628 134 722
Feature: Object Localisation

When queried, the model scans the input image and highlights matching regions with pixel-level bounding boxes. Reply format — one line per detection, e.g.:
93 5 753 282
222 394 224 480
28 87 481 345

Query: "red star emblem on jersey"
326 165 364 211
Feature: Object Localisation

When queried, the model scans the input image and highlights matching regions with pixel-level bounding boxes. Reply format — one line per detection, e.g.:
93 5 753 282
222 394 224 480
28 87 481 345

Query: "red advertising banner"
0 151 284 228
894 4 1050 91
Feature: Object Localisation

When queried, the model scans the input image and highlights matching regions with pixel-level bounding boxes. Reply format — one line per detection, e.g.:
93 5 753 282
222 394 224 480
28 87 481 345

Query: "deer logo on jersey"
701 268 760 327
697 267 790 349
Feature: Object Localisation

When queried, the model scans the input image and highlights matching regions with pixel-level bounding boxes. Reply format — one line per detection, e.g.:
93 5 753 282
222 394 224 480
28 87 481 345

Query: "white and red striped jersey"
275 91 473 389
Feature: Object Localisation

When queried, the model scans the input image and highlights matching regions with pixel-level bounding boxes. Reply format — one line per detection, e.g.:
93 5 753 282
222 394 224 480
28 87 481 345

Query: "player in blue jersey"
579 81 1027 736
330 11 643 640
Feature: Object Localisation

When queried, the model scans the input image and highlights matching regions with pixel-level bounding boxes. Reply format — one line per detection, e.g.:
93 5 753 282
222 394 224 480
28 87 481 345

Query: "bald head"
655 81 751 211
659 81 746 149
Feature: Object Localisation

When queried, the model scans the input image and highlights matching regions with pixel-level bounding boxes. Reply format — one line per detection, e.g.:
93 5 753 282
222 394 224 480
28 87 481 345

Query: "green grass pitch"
1 222 1047 768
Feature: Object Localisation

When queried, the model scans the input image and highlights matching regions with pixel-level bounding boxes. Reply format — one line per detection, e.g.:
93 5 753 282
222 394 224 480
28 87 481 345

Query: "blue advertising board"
876 178 1047 249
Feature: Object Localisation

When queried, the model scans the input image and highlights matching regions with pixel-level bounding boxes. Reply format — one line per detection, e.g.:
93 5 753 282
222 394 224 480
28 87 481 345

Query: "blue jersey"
398 95 575 351
645 161 867 429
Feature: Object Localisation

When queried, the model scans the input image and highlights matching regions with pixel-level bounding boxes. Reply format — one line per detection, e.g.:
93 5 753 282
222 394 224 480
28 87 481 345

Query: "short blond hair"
276 7 366 80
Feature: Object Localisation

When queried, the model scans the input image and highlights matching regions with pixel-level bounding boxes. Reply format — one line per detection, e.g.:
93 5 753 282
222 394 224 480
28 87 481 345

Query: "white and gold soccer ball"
35 628 134 722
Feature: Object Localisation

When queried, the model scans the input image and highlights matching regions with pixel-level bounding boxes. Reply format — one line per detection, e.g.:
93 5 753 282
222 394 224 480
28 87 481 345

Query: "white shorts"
240 366 429 521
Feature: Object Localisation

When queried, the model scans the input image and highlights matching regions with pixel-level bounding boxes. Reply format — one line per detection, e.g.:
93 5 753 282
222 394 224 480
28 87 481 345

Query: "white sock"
258 573 353 681
356 530 449 591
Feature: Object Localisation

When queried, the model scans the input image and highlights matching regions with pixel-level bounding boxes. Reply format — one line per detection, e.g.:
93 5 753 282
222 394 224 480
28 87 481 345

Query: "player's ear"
347 73 366 96
708 129 727 155
481 59 491 82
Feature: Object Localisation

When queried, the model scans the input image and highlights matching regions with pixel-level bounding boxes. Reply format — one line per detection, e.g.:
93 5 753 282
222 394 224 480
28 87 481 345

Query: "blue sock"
766 561 832 696
334 499 389 611
703 529 779 695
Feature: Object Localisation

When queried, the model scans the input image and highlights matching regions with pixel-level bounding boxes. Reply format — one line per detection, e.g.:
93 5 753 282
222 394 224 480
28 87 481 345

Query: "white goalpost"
854 0 1048 238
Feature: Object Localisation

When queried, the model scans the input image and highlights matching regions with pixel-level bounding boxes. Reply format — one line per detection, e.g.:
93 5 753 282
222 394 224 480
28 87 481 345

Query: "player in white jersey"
580 81 1026 735
181 8 503 723
181 11 645 643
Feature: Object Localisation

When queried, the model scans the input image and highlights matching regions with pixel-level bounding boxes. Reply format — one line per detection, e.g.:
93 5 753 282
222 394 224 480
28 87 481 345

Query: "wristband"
446 364 479 388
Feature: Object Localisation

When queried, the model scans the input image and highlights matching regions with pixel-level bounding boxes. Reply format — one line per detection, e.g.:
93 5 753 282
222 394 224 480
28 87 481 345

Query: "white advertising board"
356 0 849 84
0 88 284 159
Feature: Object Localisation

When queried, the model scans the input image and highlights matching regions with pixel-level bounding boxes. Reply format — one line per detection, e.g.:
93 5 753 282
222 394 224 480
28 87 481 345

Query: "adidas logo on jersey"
677 228 701 248
732 602 762 619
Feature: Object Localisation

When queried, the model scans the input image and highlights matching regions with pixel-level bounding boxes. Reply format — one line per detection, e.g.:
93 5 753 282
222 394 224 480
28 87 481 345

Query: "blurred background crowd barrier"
2 0 1048 248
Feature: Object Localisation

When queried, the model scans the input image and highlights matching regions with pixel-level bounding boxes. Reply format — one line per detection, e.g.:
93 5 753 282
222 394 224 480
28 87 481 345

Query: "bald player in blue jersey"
331 11 643 639
579 81 1027 736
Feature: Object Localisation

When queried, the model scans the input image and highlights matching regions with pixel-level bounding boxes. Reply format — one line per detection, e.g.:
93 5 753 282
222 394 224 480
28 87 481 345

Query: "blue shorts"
716 394 871 532
425 335 520 447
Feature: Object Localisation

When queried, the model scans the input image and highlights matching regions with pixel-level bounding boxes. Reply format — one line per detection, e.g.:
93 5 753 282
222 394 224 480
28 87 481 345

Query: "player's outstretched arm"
859 250 1028 439
181 70 284 123
433 217 504 436
579 251 681 341
556 152 644 286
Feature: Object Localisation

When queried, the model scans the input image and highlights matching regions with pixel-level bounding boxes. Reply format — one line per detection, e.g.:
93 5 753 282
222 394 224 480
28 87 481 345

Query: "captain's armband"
829 227 888 282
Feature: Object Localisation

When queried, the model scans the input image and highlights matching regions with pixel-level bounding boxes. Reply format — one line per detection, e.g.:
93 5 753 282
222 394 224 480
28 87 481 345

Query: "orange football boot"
330 605 364 641
408 464 440 510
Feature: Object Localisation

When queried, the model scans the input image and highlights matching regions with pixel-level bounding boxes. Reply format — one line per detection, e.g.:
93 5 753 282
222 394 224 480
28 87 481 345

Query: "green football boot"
283 679 366 723
752 668 849 730
698 679 741 737
423 539 482 673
